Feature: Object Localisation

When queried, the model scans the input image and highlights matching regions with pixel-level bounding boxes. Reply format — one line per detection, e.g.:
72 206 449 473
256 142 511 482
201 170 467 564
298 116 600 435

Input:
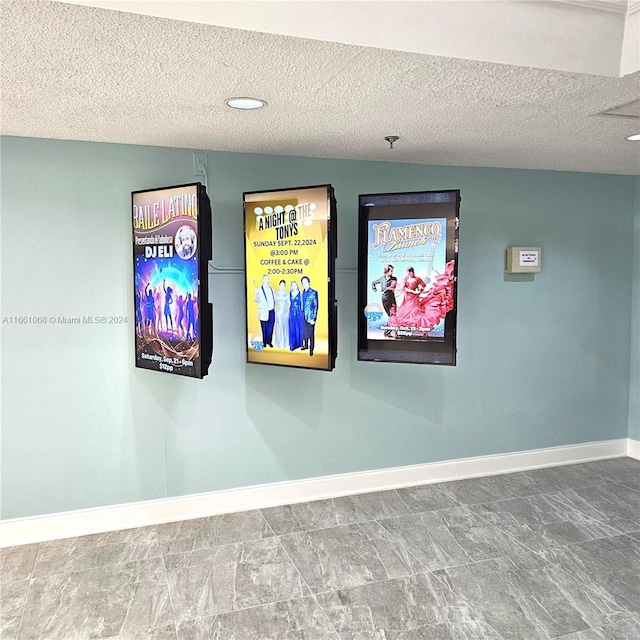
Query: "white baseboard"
628 437 640 460
0 438 629 548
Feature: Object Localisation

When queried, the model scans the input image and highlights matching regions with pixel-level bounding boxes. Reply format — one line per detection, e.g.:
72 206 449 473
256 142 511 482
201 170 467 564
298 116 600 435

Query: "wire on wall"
196 160 208 190
208 262 244 274
207 263 356 275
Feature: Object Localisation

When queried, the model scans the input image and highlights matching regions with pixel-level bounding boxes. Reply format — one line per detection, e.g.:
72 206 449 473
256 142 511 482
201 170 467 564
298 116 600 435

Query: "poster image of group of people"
253 274 319 354
132 185 207 377
244 186 333 371
134 260 200 341
364 217 455 341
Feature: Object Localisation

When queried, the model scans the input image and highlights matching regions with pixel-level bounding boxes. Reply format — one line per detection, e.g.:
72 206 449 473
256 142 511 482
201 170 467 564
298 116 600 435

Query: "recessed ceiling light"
226 97 266 110
627 134 640 141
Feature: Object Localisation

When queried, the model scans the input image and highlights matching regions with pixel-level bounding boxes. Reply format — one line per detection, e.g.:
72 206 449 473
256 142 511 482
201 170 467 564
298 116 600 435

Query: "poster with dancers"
132 183 212 378
357 190 460 366
243 185 338 371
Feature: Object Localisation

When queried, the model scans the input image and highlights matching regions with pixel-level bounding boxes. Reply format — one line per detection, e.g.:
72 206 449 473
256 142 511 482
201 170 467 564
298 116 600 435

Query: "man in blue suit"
301 275 318 356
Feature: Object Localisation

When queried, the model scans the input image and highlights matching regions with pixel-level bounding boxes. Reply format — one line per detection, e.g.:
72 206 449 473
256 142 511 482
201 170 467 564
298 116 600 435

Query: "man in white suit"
254 274 275 347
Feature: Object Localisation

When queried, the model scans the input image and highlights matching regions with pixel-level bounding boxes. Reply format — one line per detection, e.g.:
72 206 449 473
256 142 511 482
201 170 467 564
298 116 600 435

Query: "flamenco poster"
358 190 459 365
243 185 337 371
132 183 212 378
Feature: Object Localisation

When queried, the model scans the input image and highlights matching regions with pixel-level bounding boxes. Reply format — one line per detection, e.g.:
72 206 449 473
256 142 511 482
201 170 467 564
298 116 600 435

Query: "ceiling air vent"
593 98 640 119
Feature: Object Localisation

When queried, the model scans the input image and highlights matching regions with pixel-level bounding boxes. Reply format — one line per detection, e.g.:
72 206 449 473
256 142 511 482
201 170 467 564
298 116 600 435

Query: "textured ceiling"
1 0 639 174
57 0 636 77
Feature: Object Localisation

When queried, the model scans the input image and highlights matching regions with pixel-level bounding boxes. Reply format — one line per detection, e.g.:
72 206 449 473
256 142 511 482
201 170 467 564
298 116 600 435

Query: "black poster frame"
243 184 337 371
131 182 212 378
357 189 460 366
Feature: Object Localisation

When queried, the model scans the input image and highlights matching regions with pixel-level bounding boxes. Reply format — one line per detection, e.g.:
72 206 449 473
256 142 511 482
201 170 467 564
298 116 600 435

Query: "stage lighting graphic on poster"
244 185 336 371
365 217 454 341
132 183 212 378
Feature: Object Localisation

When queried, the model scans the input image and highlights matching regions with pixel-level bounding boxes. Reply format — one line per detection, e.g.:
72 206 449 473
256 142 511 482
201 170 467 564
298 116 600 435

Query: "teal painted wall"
629 176 640 441
0 136 635 519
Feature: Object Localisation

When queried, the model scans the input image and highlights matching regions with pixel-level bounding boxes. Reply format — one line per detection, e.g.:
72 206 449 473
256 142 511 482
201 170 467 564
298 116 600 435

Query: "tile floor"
1 457 639 639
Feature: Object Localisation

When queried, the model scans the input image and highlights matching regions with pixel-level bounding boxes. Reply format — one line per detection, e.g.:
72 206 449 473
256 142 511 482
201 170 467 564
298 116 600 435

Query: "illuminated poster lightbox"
132 183 212 378
244 184 337 371
358 190 460 365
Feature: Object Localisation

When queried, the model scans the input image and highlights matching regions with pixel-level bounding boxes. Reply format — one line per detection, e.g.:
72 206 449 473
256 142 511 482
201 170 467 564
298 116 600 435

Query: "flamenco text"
255 203 314 241
133 193 197 230
372 221 442 251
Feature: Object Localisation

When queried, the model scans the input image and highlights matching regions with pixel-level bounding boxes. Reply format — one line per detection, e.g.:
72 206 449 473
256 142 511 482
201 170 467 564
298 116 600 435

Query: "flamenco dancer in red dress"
388 261 455 334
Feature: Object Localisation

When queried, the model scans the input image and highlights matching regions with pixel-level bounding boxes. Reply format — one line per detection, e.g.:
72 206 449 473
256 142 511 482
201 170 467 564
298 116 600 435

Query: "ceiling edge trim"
627 1 640 15
553 0 629 14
